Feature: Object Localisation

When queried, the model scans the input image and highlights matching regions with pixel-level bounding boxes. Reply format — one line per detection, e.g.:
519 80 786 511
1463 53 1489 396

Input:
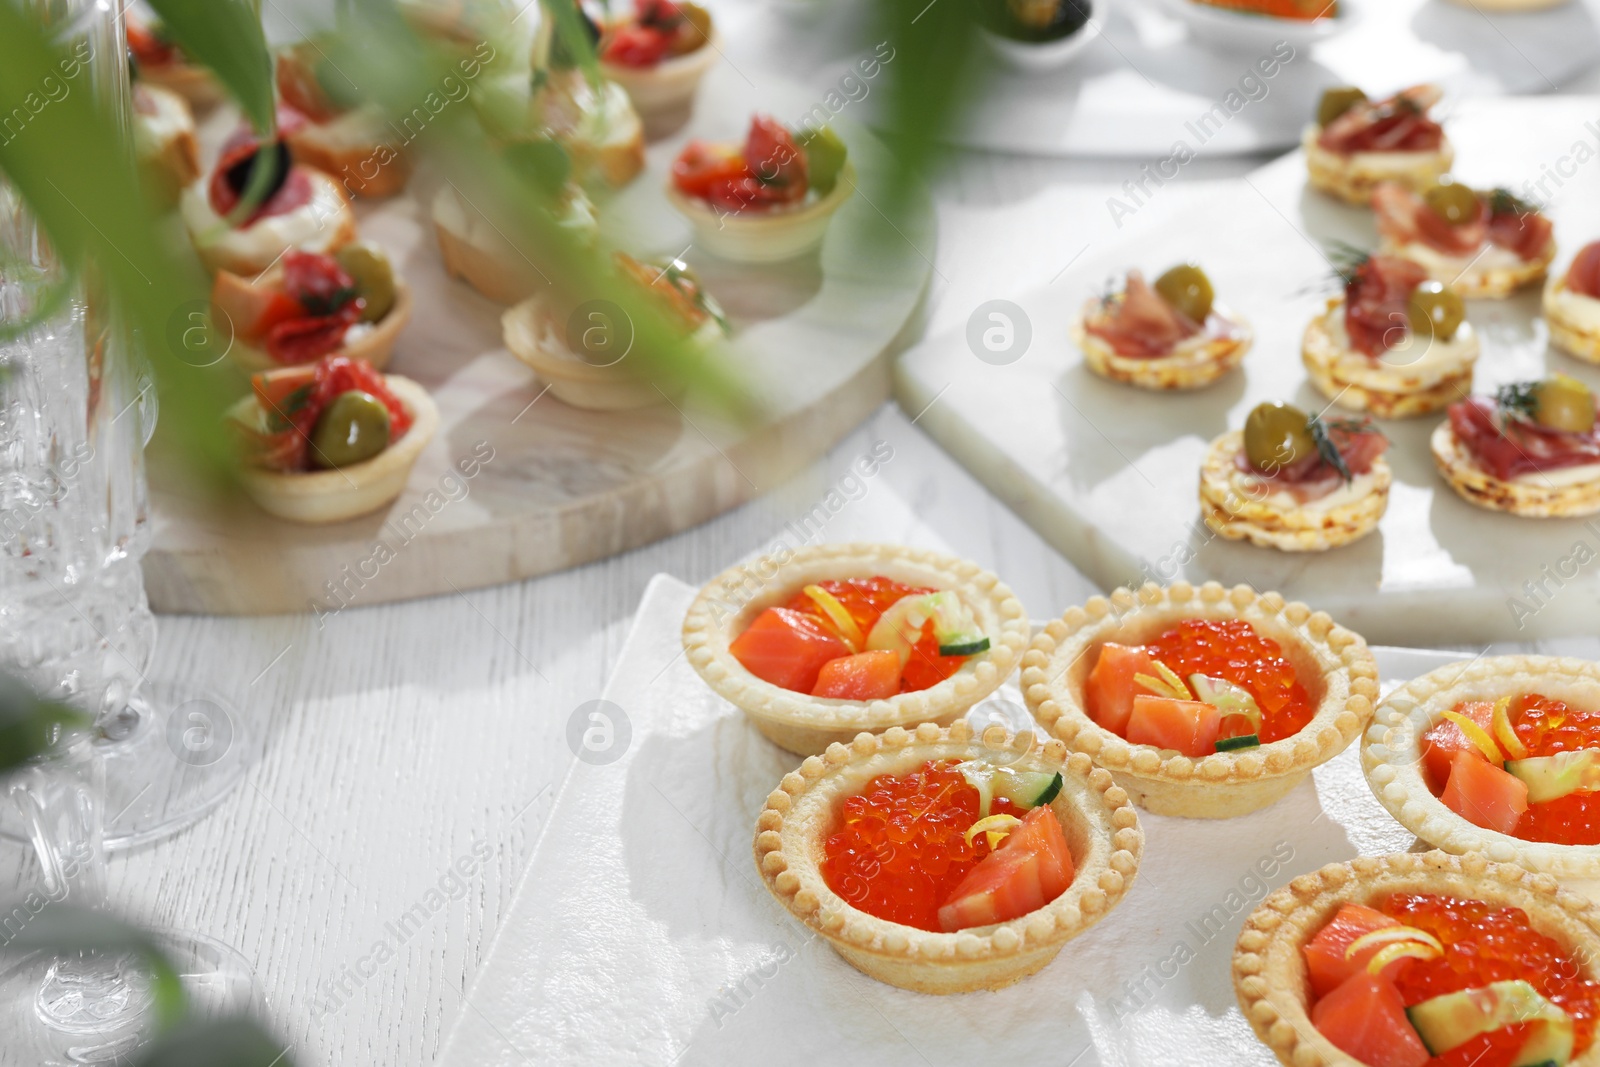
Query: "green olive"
1244 401 1316 473
1423 179 1480 226
1406 281 1464 343
1533 375 1597 434
309 390 391 469
334 242 396 324
1154 263 1214 324
1317 86 1367 128
797 125 848 197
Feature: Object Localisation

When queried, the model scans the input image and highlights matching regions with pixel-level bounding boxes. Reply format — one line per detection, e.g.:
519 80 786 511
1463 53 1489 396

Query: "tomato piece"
602 24 671 67
1441 749 1529 835
1421 700 1496 793
1311 973 1430 1067
730 608 852 693
1126 696 1222 757
742 114 808 202
1304 903 1405 998
1084 642 1165 736
811 651 902 701
671 141 748 199
937 805 1072 932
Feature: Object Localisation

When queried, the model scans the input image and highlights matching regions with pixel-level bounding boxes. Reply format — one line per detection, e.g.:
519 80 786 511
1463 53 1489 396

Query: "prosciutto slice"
1343 255 1429 357
1084 271 1200 358
1235 423 1389 504
1449 396 1600 482
1317 85 1445 155
1373 182 1551 262
207 131 314 227
1486 204 1554 262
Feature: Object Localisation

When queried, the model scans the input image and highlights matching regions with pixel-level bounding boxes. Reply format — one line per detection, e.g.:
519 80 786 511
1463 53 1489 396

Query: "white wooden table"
11 75 1600 1067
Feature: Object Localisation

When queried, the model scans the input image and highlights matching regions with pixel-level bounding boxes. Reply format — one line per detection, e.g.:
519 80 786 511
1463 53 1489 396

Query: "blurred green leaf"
0 674 88 773
3 904 186 1029
133 1017 294 1067
145 0 277 133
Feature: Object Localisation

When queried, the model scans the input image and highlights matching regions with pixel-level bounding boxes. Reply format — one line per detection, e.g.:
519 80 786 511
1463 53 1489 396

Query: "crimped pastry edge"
1301 298 1476 419
1071 304 1253 391
1361 654 1600 880
682 543 1030 755
1430 420 1600 517
1199 430 1391 552
1022 581 1378 817
1233 850 1600 1067
755 721 1143 994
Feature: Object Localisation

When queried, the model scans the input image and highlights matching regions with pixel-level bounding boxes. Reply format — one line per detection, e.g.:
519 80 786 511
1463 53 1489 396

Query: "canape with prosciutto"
1072 263 1252 390
1304 84 1453 205
1432 377 1600 517
181 132 357 275
1302 253 1478 418
1372 179 1555 299
1543 240 1600 364
1201 401 1391 551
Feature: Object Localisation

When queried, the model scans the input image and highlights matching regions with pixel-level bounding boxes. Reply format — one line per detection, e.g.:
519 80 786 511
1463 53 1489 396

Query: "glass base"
0 929 260 1066
0 680 258 851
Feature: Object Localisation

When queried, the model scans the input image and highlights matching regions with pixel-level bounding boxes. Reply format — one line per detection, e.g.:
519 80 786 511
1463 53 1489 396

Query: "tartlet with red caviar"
755 721 1142 994
1072 263 1252 390
1363 655 1600 886
1202 401 1391 552
1304 85 1453 205
1432 377 1600 518
1023 582 1377 818
1545 240 1600 364
1235 851 1600 1067
1373 179 1555 300
683 544 1030 756
1302 254 1477 418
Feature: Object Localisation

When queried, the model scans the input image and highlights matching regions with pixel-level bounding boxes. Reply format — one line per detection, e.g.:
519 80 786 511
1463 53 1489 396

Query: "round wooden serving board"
144 66 935 615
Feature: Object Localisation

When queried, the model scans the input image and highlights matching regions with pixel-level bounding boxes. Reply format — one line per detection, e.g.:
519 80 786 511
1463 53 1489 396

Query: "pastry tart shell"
285 124 413 200
232 374 439 525
666 162 856 264
1362 654 1600 884
140 62 223 111
134 83 200 209
755 720 1143 994
1383 238 1556 300
186 169 358 276
1431 420 1600 517
1072 305 1253 391
1023 582 1378 818
601 31 722 140
1200 430 1391 552
1302 127 1454 206
1301 299 1475 419
433 210 538 306
229 282 412 374
683 543 1030 756
1544 274 1600 364
1234 850 1600 1067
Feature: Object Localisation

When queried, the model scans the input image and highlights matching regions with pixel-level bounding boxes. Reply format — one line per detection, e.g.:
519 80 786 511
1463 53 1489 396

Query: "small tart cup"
230 375 439 525
1023 581 1379 818
1072 305 1253 391
184 169 358 276
285 122 413 200
1301 298 1476 419
601 30 722 140
1430 420 1600 517
1200 430 1392 552
1544 273 1600 365
1383 237 1556 300
141 62 224 112
134 83 200 209
1234 850 1600 1067
501 293 703 410
1362 655 1600 885
228 282 412 375
683 543 1030 756
665 162 856 264
1302 126 1454 206
755 721 1144 994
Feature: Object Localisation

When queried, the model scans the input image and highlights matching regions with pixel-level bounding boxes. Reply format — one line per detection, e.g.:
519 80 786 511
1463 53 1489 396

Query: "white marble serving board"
896 96 1600 646
144 63 935 615
435 573 1465 1067
727 0 1600 157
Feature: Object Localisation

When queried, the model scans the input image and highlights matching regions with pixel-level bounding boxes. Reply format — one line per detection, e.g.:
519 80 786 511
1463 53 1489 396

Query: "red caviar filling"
1145 619 1315 742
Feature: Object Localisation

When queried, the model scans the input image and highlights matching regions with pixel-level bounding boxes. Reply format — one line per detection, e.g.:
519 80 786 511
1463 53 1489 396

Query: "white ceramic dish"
979 2 1104 72
1157 0 1354 51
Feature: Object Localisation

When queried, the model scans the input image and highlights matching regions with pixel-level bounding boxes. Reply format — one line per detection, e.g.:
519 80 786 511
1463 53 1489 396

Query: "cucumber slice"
938 636 991 657
1405 980 1572 1064
1504 749 1600 804
1214 734 1260 752
865 591 980 665
1188 674 1263 729
954 761 1063 817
